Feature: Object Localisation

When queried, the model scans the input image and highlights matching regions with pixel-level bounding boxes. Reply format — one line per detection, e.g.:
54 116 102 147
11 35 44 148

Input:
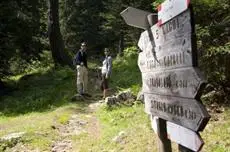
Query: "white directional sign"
151 116 204 152
142 67 205 99
157 0 190 26
138 36 193 73
120 7 157 29
145 94 210 131
138 9 192 53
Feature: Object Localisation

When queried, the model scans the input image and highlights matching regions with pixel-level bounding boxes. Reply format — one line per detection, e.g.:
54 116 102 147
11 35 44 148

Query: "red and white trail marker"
157 0 190 26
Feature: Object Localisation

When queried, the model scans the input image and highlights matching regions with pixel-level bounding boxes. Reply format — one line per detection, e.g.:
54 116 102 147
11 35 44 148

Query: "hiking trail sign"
151 116 204 152
137 9 210 131
120 7 157 30
121 0 210 151
145 93 209 131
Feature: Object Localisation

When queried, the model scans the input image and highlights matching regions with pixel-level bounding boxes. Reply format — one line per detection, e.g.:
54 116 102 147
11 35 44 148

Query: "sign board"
121 3 209 152
151 116 204 152
142 67 205 99
120 7 157 29
145 93 210 131
138 35 193 73
138 9 193 56
157 0 190 25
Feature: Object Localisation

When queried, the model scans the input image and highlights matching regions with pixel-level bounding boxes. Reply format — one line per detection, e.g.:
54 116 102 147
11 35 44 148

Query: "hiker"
100 48 112 99
73 42 89 96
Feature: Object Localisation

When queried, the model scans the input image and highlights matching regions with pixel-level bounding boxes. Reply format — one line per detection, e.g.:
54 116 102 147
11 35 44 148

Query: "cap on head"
81 42 86 46
104 48 109 53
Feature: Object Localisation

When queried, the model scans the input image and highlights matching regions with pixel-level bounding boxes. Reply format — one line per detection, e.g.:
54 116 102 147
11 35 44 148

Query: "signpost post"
121 0 210 151
151 116 204 152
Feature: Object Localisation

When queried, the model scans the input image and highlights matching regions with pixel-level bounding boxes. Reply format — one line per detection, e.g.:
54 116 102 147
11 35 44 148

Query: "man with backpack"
73 42 89 96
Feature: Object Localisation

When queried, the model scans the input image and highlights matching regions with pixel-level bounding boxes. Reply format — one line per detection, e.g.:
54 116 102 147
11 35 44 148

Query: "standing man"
73 42 88 96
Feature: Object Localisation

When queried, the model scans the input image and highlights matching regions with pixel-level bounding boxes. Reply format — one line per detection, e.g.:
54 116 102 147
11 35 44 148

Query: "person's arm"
106 56 112 78
73 54 77 66
75 51 82 65
84 53 88 68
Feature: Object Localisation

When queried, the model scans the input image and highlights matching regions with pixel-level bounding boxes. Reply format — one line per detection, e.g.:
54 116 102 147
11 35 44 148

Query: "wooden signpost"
151 116 204 152
120 7 157 30
141 67 205 98
145 93 209 131
121 0 210 151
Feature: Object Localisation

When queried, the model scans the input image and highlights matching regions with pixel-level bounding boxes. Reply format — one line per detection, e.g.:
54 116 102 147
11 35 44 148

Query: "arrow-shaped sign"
142 67 205 99
145 93 210 131
138 35 193 73
120 7 157 29
151 116 204 151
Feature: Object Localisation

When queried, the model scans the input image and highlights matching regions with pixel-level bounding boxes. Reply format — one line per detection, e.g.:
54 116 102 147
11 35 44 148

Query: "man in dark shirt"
73 42 88 95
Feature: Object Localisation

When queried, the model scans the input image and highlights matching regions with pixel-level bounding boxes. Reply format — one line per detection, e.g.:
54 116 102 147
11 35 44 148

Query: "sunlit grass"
0 104 80 151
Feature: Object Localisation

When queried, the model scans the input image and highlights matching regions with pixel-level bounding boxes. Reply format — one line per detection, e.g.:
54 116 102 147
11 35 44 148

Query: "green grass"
70 104 158 152
201 108 230 152
0 66 76 116
0 104 84 151
111 47 142 95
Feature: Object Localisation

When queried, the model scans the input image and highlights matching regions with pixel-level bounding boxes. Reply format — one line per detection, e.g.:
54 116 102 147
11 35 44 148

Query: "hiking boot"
83 93 92 97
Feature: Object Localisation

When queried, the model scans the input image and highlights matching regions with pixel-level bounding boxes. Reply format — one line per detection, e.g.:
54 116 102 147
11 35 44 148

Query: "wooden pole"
179 145 194 152
156 118 172 152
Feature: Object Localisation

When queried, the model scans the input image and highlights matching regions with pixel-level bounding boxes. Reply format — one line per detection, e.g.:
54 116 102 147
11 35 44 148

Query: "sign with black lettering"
138 35 193 73
142 67 205 98
145 94 210 131
138 10 193 61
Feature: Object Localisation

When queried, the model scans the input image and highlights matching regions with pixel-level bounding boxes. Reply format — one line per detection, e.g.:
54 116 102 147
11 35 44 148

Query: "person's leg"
103 89 106 99
103 78 109 99
77 65 83 95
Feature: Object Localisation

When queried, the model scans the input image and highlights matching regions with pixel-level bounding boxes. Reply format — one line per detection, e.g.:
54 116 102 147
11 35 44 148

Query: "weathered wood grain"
145 94 210 131
142 67 205 98
151 116 204 152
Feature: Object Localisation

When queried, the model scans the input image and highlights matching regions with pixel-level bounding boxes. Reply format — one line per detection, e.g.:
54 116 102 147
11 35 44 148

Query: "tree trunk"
118 32 124 56
48 0 72 67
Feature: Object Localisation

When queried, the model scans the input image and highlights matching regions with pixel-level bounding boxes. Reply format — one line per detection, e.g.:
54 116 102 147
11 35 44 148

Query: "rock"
112 131 126 144
124 99 135 106
1 132 25 141
0 132 26 150
204 84 215 93
105 96 118 106
136 90 144 102
71 94 85 101
104 89 137 106
201 90 215 100
58 116 88 137
116 89 136 103
51 140 72 152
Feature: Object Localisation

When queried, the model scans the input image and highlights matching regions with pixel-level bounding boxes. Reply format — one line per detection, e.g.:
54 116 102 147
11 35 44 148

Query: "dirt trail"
51 101 103 152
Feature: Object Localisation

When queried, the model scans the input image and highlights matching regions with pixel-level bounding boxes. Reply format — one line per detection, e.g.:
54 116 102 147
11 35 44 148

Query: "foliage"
0 66 75 116
191 0 230 103
111 46 141 94
59 0 153 52
0 0 47 78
